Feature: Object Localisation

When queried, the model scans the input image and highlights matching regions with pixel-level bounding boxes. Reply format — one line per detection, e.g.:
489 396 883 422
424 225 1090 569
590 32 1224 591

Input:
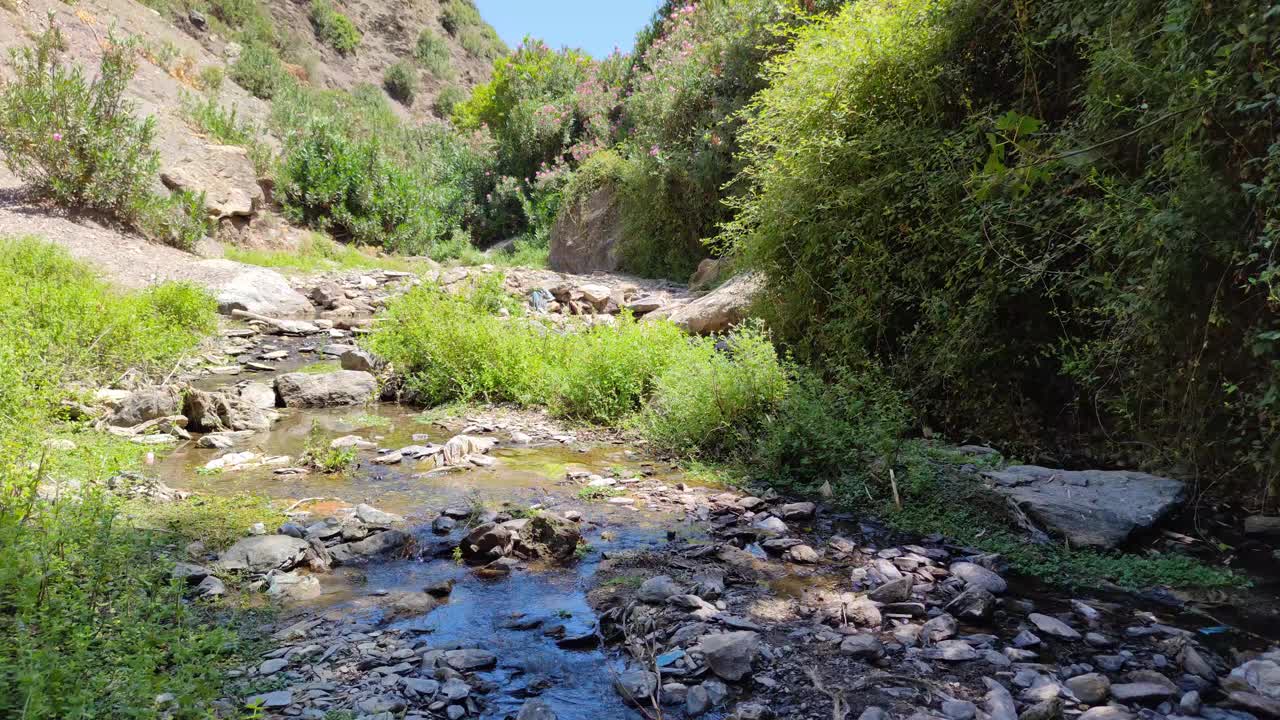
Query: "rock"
440 677 470 701
788 544 820 563
1244 516 1280 538
517 699 558 720
330 435 376 450
1021 699 1063 720
108 386 181 427
690 257 725 290
1111 683 1176 704
780 502 817 520
944 700 979 720
259 657 289 675
980 466 1186 548
922 613 958 642
194 575 225 598
340 348 379 373
171 562 210 584
274 370 376 407
160 143 262 219
639 575 682 604
460 523 513 563
438 434 498 467
614 668 658 705
519 514 582 562
1224 653 1280 701
445 648 497 671
245 689 292 709
687 684 712 716
329 530 408 563
184 388 276 432
730 702 773 720
549 185 622 274
1068 674 1112 705
986 678 1019 720
1028 613 1082 640
951 561 1008 593
432 515 456 534
668 273 763 334
1228 691 1280 717
928 639 979 661
354 503 402 527
946 588 998 622
212 263 314 317
860 708 891 720
1181 691 1203 715
218 535 309 572
700 631 760 681
840 633 885 660
265 572 321 600
1079 707 1133 720
752 515 788 534
870 576 914 603
239 381 277 409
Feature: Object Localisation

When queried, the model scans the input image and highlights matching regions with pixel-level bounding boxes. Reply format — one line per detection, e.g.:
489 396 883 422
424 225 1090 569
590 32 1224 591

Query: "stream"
153 318 1280 720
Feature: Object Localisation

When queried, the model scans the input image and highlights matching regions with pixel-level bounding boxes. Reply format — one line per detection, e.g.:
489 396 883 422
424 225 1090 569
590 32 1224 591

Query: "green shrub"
230 40 287 98
753 365 911 496
721 0 1280 494
368 281 787 431
309 0 361 55
197 64 225 91
0 27 157 217
383 61 416 104
440 0 481 35
180 92 254 145
208 0 278 45
134 190 214 252
637 324 789 457
433 84 466 117
415 28 453 78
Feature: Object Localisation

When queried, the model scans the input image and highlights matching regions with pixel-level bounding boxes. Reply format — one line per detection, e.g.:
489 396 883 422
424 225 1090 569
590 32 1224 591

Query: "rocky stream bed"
65 269 1280 720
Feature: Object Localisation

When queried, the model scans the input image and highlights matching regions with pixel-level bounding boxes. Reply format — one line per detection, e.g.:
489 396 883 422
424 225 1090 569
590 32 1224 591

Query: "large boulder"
980 465 1186 548
199 260 314 317
159 143 263 219
218 535 310 572
275 371 376 407
517 514 582 562
108 386 181 427
548 185 621 274
666 274 762 335
698 631 760 681
183 388 276 432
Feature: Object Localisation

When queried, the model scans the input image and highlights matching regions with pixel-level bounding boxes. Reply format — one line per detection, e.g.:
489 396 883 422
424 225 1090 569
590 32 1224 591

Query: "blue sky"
474 0 661 58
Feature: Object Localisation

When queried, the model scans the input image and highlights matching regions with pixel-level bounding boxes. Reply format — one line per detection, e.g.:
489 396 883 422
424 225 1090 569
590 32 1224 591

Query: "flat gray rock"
218 535 309 572
981 465 1185 548
275 370 376 407
1028 613 1081 640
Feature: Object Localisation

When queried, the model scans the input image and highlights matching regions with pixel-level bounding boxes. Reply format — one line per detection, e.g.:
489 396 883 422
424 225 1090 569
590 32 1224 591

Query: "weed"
309 0 361 55
231 41 287 99
225 233 415 273
383 61 416 105
126 493 285 550
415 28 453 78
576 485 623 501
300 423 357 473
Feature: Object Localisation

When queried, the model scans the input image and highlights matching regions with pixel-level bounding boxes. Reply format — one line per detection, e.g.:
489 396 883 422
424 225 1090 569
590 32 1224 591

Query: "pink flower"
649 145 661 157
52 132 62 142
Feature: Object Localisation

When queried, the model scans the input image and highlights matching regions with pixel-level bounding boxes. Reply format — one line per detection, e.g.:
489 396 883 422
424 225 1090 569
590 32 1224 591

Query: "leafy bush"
637 323 789 456
415 28 453 78
0 27 212 248
721 0 1280 494
433 84 466 117
383 61 417 104
274 87 488 254
0 238 243 718
309 0 361 54
0 28 157 216
369 281 788 432
230 40 287 98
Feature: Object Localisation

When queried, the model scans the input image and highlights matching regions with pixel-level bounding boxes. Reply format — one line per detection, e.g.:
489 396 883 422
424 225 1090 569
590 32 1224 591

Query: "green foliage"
270 82 489 254
0 27 203 245
0 239 234 718
433 84 466 118
225 232 416 272
754 365 911 496
0 236 215 427
300 423 357 473
415 28 453 78
180 92 255 145
133 189 215 252
577 485 624 501
721 0 1280 494
383 61 417 105
309 0 361 55
368 281 788 433
637 323 789 456
230 41 287 99
128 493 286 550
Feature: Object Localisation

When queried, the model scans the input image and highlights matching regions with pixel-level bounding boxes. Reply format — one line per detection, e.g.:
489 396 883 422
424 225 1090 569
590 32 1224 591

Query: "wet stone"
1028 613 1081 640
